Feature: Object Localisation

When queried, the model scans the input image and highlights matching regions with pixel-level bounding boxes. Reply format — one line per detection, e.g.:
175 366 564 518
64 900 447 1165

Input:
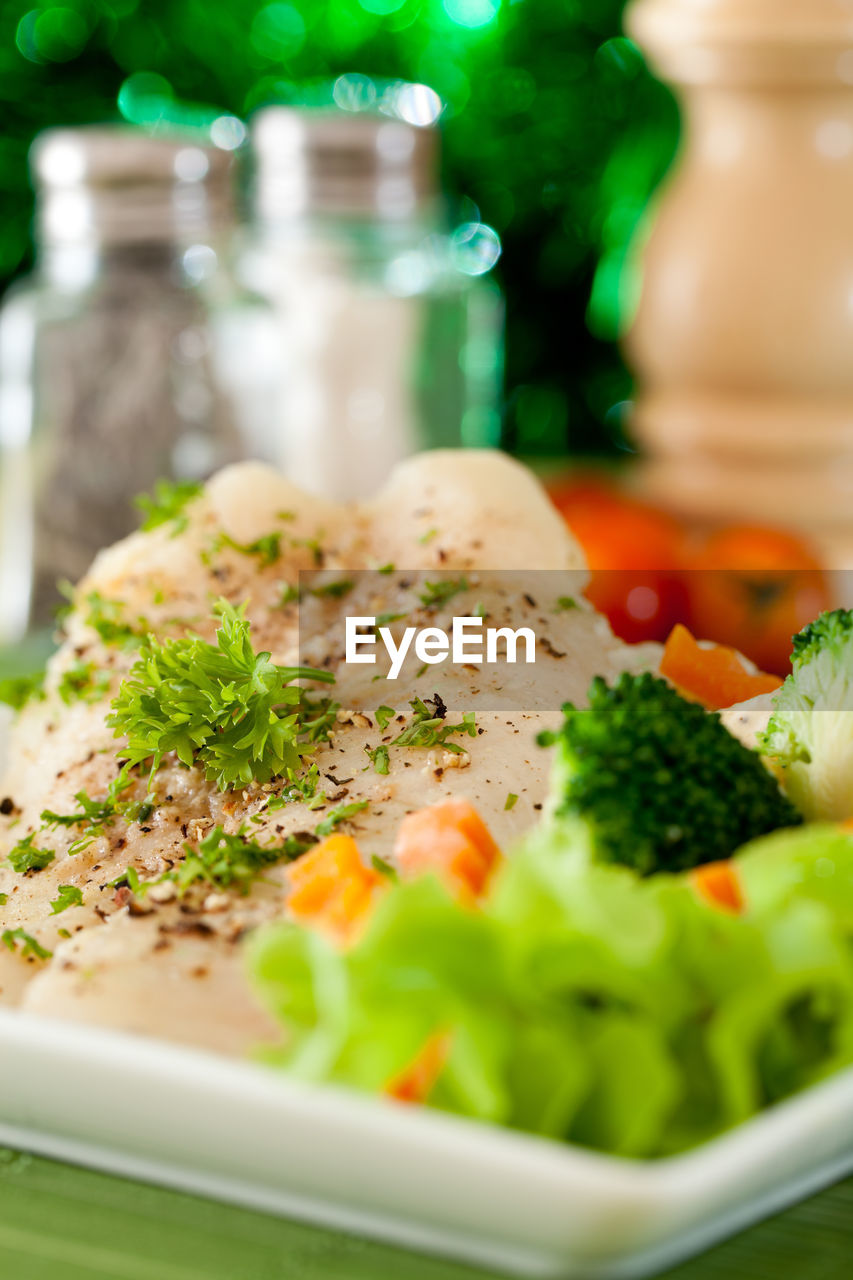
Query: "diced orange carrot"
393 799 502 904
386 1032 451 1104
288 834 385 943
660 623 783 710
692 860 745 915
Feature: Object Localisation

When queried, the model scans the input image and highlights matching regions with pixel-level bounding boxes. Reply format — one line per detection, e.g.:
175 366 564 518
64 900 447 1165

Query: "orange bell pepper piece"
386 1032 451 1104
287 834 385 943
661 623 782 710
393 799 501 904
692 860 745 915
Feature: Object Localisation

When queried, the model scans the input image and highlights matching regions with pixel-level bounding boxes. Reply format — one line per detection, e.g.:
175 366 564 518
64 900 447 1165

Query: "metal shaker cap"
252 108 439 222
31 126 235 246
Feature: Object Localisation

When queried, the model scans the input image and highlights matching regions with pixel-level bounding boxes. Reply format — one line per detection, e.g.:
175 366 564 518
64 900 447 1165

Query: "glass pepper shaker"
239 103 505 503
0 126 268 641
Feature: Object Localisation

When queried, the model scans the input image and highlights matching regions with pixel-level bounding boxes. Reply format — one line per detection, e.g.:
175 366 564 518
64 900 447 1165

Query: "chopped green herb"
310 579 354 599
50 884 84 914
377 563 395 575
280 579 354 606
108 600 336 792
391 698 477 755
0 671 46 710
505 793 519 811
57 928 70 938
299 695 340 745
366 744 390 775
84 591 145 649
418 528 438 545
7 833 54 874
41 790 116 833
277 510 296 522
110 866 142 893
0 894 6 906
174 825 311 894
266 764 321 811
414 663 428 679
418 576 469 610
555 596 578 613
375 705 396 731
217 530 283 568
54 578 77 627
40 782 152 855
57 660 110 706
1 928 51 960
375 611 407 627
474 602 487 619
371 855 398 881
135 479 204 534
315 800 369 837
291 534 324 566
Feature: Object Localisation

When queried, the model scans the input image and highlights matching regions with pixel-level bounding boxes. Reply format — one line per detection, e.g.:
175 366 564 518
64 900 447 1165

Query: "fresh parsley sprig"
107 601 335 791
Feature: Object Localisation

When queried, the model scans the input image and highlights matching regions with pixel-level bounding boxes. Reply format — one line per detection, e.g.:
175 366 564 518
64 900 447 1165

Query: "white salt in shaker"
240 99 504 503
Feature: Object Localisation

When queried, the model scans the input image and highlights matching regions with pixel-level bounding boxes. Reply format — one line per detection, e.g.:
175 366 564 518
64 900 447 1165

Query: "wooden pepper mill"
624 0 853 561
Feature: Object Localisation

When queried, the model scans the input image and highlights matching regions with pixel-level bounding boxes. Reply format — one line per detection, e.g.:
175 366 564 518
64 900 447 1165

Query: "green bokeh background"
0 0 679 456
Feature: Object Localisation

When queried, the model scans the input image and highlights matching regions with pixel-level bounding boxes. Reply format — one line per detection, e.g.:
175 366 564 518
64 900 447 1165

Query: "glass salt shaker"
0 127 270 641
239 102 505 502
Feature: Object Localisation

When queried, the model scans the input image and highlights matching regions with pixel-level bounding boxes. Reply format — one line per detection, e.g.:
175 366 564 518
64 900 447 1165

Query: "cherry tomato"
549 480 684 571
584 569 690 645
549 477 690 644
686 526 830 676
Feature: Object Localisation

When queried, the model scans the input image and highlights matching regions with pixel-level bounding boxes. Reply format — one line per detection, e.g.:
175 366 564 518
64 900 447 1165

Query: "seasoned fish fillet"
0 451 658 1054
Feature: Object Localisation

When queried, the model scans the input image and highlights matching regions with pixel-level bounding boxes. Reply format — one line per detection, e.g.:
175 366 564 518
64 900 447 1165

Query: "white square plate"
2 708 852 1274
0 1007 852 1277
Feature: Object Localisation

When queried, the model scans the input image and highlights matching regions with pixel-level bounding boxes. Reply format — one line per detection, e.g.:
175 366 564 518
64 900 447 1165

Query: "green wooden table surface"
0 1147 849 1280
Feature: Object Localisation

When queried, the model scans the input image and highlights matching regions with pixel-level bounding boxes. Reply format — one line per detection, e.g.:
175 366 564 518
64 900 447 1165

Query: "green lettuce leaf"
245 820 853 1158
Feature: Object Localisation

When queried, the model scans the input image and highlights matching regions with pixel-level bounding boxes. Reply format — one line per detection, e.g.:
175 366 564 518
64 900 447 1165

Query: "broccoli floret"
545 672 801 876
790 609 853 664
760 608 853 820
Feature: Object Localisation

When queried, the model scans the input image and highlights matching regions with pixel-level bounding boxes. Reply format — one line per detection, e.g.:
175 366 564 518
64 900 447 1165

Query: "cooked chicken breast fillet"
720 693 775 752
0 451 658 1054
